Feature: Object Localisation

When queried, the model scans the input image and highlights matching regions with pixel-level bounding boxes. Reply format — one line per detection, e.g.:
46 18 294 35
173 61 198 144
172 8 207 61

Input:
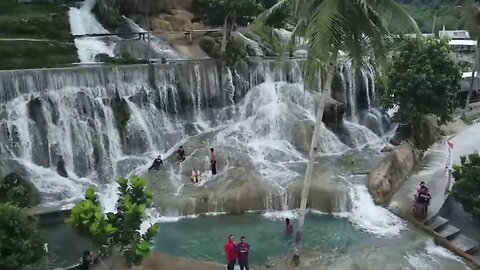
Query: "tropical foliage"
0 203 45 270
452 153 480 219
258 0 419 262
66 176 159 267
381 36 461 126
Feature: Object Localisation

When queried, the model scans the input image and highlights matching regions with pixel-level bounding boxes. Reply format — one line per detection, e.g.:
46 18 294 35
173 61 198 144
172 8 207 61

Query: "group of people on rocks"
224 219 293 270
147 146 218 184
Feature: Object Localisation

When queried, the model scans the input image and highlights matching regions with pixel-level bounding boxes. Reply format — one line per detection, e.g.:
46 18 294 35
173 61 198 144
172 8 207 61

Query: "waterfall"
0 59 391 211
235 33 264 57
69 0 116 62
122 16 179 60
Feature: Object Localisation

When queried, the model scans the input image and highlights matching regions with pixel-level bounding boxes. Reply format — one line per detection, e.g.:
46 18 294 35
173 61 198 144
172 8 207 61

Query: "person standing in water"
224 234 237 270
285 218 293 234
57 155 68 178
210 148 217 175
236 236 251 270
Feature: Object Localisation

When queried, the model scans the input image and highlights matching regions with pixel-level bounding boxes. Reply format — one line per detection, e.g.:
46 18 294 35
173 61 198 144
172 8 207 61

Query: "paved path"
388 123 480 221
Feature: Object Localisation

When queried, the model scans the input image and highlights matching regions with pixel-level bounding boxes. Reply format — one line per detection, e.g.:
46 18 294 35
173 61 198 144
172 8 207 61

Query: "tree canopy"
66 176 159 267
193 0 264 26
381 36 460 126
452 153 480 219
0 203 45 270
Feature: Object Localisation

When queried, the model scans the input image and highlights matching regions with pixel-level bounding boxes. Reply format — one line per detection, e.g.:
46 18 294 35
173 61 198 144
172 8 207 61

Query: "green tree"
193 0 264 55
462 3 480 119
451 153 480 219
382 37 460 129
259 0 418 262
66 176 159 267
0 203 45 270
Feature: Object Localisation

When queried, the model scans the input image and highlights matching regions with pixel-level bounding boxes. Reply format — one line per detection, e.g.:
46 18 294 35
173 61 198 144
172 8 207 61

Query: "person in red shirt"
210 148 217 175
224 234 237 270
236 236 251 270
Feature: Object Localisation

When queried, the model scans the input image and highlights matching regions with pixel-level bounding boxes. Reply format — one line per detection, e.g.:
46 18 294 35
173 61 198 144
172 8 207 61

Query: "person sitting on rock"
177 146 186 162
57 155 68 178
148 155 163 171
191 168 200 183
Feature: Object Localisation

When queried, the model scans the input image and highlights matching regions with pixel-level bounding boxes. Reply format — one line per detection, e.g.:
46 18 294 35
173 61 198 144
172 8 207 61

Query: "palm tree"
462 3 480 119
260 0 419 263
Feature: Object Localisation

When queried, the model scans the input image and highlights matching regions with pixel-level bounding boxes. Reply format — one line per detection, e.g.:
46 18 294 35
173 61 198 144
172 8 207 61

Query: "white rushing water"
122 16 179 60
0 59 389 212
69 0 115 62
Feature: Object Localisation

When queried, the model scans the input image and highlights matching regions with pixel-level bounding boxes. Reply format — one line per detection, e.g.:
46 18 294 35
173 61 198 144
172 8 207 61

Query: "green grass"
0 0 78 70
0 1 71 40
0 40 78 70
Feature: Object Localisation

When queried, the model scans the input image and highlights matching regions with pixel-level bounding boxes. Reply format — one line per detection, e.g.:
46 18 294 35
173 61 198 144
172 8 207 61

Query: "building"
459 72 480 104
439 30 470 40
449 39 477 53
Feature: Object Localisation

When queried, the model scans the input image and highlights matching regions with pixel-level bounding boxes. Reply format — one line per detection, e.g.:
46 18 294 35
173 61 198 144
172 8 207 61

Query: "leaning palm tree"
462 3 480 119
260 0 419 263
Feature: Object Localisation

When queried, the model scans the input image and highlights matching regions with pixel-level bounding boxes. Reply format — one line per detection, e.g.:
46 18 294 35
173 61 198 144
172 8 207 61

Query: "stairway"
426 216 480 256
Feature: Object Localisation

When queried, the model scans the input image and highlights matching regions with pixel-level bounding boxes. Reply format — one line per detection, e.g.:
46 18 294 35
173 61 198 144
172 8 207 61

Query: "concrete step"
426 216 449 231
436 224 461 240
450 233 480 254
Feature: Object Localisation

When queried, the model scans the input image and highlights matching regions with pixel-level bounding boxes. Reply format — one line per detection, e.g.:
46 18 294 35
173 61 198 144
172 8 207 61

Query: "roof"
449 39 477 46
462 72 480 79
439 30 470 39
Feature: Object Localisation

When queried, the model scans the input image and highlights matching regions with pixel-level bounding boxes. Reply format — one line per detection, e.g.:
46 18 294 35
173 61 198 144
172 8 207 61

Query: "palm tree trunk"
220 14 231 56
292 55 337 264
462 42 479 119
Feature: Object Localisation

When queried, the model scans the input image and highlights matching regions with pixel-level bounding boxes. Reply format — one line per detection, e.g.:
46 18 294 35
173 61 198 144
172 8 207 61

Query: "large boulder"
367 142 421 204
0 172 40 207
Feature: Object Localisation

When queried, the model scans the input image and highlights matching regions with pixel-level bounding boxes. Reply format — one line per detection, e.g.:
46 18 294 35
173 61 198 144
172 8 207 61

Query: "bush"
0 173 40 208
0 203 45 270
452 153 480 219
66 176 159 267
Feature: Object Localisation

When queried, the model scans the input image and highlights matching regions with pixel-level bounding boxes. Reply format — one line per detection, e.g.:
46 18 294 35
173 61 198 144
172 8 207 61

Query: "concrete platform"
436 224 461 239
450 234 480 254
427 216 449 231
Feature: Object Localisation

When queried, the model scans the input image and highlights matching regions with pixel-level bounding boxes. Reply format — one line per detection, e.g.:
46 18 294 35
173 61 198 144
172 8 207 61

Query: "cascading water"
122 16 179 60
69 0 116 62
0 58 390 214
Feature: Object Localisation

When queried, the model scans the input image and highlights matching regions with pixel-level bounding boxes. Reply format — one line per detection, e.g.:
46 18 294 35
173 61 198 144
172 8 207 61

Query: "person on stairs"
210 148 217 175
57 155 68 178
148 155 163 171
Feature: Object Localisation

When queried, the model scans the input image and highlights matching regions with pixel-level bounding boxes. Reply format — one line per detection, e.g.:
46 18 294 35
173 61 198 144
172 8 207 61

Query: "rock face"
389 116 441 151
0 172 40 207
368 142 421 204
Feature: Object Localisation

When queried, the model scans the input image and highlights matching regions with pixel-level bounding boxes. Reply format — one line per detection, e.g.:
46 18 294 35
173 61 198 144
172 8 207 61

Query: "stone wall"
368 142 421 204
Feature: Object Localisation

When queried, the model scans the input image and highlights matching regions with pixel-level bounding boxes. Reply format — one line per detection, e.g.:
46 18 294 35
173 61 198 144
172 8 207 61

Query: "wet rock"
322 97 346 132
292 120 315 154
114 39 162 60
380 144 394 153
368 142 421 204
94 53 112 62
0 172 40 207
199 36 221 58
27 97 50 167
110 92 131 151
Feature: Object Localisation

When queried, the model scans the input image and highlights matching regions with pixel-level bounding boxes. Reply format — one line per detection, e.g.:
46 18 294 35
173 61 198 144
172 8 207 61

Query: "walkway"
388 123 480 262
388 123 480 220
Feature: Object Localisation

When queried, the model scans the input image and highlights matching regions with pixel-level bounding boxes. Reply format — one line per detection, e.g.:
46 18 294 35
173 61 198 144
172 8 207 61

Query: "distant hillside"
396 0 470 33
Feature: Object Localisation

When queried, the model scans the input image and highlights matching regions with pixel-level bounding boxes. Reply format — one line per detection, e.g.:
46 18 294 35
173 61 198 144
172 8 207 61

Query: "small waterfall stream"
69 0 116 62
